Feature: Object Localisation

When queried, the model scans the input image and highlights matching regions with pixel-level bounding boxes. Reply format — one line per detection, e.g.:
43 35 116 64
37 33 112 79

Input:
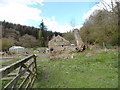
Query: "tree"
1 20 62 48
38 30 45 47
38 20 48 46
98 0 120 45
19 34 40 48
2 38 15 51
63 31 75 44
80 9 119 46
39 20 47 31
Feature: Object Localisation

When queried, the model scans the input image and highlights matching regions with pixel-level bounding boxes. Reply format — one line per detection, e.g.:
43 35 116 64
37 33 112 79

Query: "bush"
2 38 15 51
19 34 40 48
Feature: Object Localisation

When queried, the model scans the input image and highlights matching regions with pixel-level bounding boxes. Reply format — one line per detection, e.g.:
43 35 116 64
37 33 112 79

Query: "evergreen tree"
39 20 47 31
38 29 45 47
38 20 48 46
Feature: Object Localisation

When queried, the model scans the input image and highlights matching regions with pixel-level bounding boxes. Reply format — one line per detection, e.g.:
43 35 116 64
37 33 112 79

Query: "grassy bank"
33 49 118 88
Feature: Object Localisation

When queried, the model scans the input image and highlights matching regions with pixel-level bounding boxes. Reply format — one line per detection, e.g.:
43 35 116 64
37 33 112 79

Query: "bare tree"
98 0 119 13
97 0 120 46
98 0 120 26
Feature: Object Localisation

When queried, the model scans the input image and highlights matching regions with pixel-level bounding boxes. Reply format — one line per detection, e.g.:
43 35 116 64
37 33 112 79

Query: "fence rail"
0 54 37 89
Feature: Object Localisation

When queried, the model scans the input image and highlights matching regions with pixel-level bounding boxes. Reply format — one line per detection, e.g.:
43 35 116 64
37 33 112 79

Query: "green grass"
2 80 11 88
0 59 20 68
2 78 24 88
33 49 118 88
3 59 20 64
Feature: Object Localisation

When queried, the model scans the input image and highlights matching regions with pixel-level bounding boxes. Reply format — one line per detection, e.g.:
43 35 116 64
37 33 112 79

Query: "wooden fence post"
34 54 37 77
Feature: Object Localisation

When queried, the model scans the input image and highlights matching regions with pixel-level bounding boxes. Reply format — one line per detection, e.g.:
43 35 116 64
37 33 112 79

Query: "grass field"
33 49 118 88
0 59 20 69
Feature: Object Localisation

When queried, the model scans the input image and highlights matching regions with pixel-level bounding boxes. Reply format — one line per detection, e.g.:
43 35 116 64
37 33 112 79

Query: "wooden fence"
0 54 37 89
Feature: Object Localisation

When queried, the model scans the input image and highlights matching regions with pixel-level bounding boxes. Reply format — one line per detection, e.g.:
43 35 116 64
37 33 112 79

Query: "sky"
0 0 115 33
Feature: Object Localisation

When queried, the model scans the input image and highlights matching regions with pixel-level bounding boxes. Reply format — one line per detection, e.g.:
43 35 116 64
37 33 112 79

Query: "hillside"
0 21 62 51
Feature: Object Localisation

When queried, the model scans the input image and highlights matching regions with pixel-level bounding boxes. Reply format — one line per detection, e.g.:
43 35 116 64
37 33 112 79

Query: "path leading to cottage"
37 53 49 58
33 49 118 88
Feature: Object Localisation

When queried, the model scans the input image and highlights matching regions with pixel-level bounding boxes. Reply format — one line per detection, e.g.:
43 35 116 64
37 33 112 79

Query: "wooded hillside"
1 21 62 51
80 9 119 47
80 1 119 47
63 1 119 48
1 1 119 51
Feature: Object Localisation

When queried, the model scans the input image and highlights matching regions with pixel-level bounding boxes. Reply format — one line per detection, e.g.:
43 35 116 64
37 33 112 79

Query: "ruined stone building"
48 35 74 52
73 29 86 51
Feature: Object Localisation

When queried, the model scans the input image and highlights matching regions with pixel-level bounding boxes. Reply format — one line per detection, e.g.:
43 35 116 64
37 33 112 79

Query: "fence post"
34 54 37 77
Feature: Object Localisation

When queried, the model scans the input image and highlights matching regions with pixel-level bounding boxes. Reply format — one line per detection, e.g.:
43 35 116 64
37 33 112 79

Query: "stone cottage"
48 35 73 52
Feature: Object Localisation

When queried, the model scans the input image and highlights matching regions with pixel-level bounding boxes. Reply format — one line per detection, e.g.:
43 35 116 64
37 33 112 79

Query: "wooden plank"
18 74 31 89
21 64 35 77
17 66 22 74
34 56 37 75
3 62 34 89
0 54 36 78
8 73 17 75
1 73 28 80
30 76 36 88
1 76 26 80
26 74 35 89
33 67 37 76
8 72 28 76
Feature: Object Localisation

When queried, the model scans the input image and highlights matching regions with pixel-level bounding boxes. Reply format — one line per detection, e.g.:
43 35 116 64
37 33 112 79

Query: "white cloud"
0 0 44 6
44 0 101 2
82 5 100 21
43 16 82 33
0 0 82 33
0 0 43 25
82 0 117 21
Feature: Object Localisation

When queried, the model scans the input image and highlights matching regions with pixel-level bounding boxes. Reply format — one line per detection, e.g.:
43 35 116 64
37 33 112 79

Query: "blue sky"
32 2 97 25
0 0 103 33
28 2 99 29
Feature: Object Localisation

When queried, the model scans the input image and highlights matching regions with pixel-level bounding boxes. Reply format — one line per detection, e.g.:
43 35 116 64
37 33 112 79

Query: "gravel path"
0 57 23 60
37 53 49 58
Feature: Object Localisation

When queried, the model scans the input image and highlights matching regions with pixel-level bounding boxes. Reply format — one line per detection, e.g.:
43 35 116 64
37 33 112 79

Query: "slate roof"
48 35 70 46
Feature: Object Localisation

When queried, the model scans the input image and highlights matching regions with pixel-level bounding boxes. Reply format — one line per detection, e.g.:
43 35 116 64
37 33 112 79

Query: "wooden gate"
0 54 37 89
